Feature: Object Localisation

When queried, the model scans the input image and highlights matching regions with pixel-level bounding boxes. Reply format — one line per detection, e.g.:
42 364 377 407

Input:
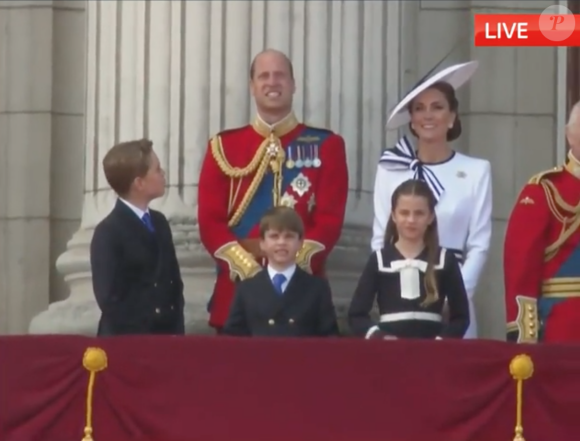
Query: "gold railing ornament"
509 354 534 441
81 347 108 441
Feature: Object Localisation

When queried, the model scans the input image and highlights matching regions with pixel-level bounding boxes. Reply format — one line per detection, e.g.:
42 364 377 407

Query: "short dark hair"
102 139 153 197
250 50 294 80
259 206 304 239
407 81 462 142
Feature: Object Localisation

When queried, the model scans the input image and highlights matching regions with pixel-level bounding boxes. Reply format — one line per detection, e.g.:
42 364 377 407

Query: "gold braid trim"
210 135 266 178
210 134 285 227
527 166 563 184
541 179 580 260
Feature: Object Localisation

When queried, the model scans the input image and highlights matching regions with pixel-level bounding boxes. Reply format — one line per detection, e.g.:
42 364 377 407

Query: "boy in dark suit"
90 139 185 336
223 206 339 337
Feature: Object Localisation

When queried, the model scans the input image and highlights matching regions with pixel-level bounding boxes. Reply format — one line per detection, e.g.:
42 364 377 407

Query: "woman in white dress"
371 61 492 339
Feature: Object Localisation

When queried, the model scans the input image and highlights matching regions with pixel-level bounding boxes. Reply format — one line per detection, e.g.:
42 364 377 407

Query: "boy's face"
260 229 303 267
133 151 166 200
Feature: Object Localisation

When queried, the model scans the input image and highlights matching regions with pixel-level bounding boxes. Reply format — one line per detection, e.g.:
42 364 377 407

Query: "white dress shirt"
119 198 149 220
267 264 297 293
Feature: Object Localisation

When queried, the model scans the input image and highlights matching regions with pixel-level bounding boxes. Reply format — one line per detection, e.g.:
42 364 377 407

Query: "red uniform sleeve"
504 182 549 343
197 138 261 281
297 134 349 274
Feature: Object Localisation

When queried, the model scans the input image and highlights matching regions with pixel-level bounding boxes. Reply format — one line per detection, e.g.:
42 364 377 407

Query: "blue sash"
231 126 331 239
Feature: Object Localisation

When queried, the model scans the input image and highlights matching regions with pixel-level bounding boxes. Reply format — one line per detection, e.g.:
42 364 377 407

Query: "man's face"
250 52 295 115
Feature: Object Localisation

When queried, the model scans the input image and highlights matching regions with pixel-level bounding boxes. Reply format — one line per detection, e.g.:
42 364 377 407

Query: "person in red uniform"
198 49 349 333
504 102 580 343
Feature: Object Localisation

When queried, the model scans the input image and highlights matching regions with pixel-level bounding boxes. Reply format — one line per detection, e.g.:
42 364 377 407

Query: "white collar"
120 198 149 219
267 264 296 281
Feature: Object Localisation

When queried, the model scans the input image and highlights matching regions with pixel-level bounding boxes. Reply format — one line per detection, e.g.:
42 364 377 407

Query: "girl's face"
409 88 455 143
391 194 434 241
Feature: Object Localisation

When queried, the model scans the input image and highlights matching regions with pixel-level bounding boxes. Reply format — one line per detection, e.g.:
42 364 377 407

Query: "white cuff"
435 336 443 340
365 326 380 339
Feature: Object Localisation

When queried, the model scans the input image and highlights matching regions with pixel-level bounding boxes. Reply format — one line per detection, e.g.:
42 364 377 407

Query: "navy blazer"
90 199 184 336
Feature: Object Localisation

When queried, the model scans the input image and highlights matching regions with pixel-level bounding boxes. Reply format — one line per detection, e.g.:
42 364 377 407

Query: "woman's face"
409 88 455 143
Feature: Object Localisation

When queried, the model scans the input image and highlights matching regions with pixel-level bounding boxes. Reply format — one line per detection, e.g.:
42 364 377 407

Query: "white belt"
379 312 442 323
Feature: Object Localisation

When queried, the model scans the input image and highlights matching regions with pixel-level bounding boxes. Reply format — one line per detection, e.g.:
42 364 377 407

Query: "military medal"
290 173 312 197
312 145 322 168
295 146 304 168
280 192 298 208
286 146 295 169
303 145 313 168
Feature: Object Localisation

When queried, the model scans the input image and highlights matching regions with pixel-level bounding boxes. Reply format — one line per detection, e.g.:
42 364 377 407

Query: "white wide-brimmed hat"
386 60 479 131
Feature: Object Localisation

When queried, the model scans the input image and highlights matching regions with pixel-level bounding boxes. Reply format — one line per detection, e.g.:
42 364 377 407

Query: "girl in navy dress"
348 179 469 340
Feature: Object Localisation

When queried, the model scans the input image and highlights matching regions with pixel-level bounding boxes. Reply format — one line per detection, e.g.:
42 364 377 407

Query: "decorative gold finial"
82 347 108 441
509 354 534 441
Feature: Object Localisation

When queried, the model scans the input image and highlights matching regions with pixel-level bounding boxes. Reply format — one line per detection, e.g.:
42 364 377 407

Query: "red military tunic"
198 113 349 329
504 153 580 343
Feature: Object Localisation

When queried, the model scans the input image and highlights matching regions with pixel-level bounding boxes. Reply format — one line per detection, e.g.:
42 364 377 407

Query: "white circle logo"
539 5 575 42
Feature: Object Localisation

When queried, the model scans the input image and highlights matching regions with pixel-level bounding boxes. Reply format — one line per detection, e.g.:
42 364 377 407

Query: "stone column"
29 0 207 335
0 2 54 334
29 0 401 335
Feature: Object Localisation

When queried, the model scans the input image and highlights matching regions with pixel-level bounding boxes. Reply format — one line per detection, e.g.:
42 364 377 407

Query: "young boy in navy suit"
90 139 185 336
223 206 339 337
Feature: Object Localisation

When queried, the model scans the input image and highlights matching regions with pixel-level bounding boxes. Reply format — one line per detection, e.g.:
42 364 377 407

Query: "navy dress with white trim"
347 244 470 339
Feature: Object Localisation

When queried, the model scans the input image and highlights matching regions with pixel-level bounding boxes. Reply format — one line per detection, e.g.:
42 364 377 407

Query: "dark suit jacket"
223 267 339 337
90 199 185 336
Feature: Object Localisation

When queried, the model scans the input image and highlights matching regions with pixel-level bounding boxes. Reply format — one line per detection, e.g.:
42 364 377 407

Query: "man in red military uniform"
504 103 580 343
198 49 349 332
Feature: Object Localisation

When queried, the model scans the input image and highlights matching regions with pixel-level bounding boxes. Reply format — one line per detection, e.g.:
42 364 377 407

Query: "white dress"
371 136 492 339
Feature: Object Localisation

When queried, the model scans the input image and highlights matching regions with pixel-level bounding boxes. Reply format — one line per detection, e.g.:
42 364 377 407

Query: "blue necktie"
141 213 155 232
272 273 287 295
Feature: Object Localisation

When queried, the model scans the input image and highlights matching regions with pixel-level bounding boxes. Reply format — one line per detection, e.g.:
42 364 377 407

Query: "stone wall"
0 0 85 334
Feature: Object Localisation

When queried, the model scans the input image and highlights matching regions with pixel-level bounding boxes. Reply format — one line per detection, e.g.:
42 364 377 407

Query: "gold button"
526 305 533 311
288 318 294 324
268 319 275 325
155 308 160 314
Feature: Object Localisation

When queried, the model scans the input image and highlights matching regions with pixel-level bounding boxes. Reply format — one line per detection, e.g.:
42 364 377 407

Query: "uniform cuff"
507 295 539 343
214 241 261 281
296 239 326 273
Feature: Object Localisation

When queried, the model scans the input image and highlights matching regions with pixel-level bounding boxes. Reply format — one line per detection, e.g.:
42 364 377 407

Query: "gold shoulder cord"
541 180 580 260
210 134 285 227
